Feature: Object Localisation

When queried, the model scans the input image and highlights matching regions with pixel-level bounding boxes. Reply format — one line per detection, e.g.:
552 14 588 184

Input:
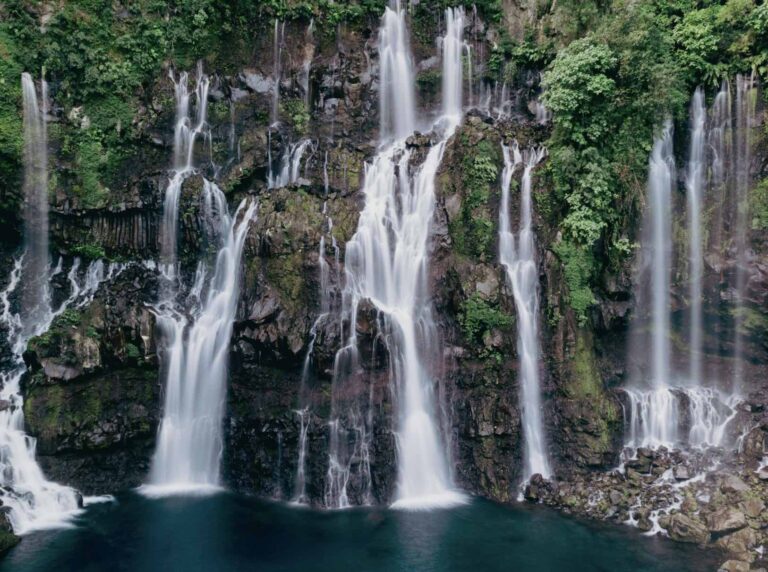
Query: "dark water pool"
1 492 717 572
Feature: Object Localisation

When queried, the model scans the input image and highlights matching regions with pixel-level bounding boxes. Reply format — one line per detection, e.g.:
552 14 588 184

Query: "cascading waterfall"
268 139 313 189
148 185 256 492
160 65 210 279
325 2 466 510
624 122 679 449
0 257 124 534
271 20 285 126
686 88 705 386
623 76 760 450
732 73 757 394
146 66 257 494
0 75 85 534
20 73 51 336
499 143 551 482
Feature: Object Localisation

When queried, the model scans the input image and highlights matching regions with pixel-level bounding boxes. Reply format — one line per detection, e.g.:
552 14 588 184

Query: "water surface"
2 492 717 572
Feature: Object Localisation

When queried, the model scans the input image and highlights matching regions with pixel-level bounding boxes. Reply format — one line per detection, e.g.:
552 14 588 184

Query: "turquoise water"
2 492 716 572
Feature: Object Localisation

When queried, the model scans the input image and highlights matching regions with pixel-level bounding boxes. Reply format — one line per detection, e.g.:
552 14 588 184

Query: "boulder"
714 527 757 556
718 561 750 572
705 507 748 534
662 513 710 544
673 465 691 481
720 474 750 494
739 497 765 519
0 508 19 555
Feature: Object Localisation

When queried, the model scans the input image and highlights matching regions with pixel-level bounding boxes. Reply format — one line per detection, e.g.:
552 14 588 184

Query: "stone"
758 469 768 481
0 508 19 555
714 527 757 555
718 561 750 572
524 474 546 502
626 456 651 473
673 465 691 481
739 498 764 519
242 71 272 93
608 489 623 506
663 513 710 544
720 474 750 494
705 507 747 534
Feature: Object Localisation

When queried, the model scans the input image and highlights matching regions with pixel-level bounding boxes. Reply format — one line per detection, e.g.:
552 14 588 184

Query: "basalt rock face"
5 3 767 533
22 264 160 493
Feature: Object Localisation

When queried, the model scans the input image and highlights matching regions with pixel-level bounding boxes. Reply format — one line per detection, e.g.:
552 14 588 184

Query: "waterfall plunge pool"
2 492 717 571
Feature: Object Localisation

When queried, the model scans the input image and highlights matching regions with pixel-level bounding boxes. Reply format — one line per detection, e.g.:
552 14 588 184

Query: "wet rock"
720 474 750 494
663 513 710 544
718 561 750 572
673 465 691 481
705 507 747 534
608 489 623 506
739 497 764 519
0 507 19 555
524 474 547 502
714 526 757 557
626 456 651 473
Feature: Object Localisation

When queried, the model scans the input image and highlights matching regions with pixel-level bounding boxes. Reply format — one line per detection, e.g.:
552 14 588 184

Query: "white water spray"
325 3 466 510
148 186 256 492
146 65 257 494
499 143 551 481
686 88 705 386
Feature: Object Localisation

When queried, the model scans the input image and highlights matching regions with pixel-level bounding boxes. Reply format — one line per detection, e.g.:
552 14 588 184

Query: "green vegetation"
534 0 767 321
282 99 310 134
451 137 500 261
752 179 768 230
71 242 107 261
459 293 512 344
553 241 596 326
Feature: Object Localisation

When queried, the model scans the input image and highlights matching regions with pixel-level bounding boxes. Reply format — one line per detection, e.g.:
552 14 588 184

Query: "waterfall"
648 122 675 394
146 66 257 494
732 73 757 394
623 122 678 449
0 75 84 534
499 143 551 482
271 20 284 126
148 185 256 492
686 88 705 385
623 76 759 449
1 255 119 534
440 7 469 119
268 139 313 189
378 1 416 141
160 65 210 279
20 73 51 337
325 3 466 510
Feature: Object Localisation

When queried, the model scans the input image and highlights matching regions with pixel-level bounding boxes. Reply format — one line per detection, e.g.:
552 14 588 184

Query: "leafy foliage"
459 294 512 344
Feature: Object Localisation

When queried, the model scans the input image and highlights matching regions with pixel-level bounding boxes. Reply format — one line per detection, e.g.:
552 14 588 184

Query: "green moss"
567 331 602 399
752 178 768 230
565 331 620 451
